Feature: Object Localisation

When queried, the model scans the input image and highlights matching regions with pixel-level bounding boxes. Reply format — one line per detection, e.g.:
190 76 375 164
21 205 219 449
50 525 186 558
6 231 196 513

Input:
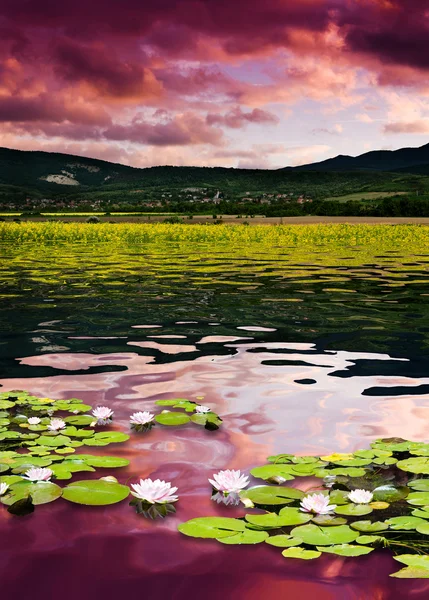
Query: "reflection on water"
1 242 429 599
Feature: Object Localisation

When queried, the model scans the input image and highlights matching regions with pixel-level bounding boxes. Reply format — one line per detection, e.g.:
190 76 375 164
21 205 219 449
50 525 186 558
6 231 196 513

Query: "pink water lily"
130 478 178 504
195 405 211 414
348 489 374 504
0 482 9 496
300 493 337 515
28 417 41 425
209 469 250 494
130 411 154 425
92 406 114 424
48 418 66 431
23 467 53 482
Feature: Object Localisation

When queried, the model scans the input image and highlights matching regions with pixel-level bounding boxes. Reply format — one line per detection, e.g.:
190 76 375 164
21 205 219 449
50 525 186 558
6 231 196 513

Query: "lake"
1 241 429 599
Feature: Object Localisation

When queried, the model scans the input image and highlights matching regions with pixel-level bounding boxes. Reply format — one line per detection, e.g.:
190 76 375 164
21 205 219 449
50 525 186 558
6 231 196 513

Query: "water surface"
1 243 429 599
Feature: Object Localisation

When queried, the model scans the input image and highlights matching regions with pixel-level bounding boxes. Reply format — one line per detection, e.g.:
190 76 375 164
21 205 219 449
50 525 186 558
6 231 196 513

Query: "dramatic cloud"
0 0 429 167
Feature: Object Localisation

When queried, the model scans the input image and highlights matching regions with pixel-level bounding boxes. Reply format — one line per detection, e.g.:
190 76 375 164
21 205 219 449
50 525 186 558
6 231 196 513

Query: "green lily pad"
356 535 384 544
178 517 246 539
316 544 374 557
217 530 268 544
350 520 389 532
62 479 130 505
311 515 348 526
241 486 304 505
245 508 312 528
391 555 429 578
408 479 429 492
265 535 303 547
335 504 373 517
36 435 72 447
290 524 359 546
72 455 130 468
64 415 95 426
84 431 130 445
249 465 295 482
407 492 429 506
397 457 429 475
267 454 294 464
282 548 321 560
155 413 191 426
1 481 62 505
387 516 428 530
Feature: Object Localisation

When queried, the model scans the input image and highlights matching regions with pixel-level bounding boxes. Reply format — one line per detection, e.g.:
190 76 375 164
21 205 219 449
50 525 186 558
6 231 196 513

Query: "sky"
1 0 429 169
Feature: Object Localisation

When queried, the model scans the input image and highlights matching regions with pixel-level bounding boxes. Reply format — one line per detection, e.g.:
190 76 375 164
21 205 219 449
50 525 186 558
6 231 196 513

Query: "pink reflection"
1 341 429 598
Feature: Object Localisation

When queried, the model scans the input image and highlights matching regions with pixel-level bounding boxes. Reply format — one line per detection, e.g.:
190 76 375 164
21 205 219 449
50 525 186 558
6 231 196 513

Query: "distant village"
0 187 313 212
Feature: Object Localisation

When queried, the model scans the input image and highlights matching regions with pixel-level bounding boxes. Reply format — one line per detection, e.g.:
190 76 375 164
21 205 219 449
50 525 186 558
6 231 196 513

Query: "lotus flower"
195 405 211 414
0 482 9 496
300 493 337 515
130 478 178 504
27 417 41 425
92 406 114 425
47 418 66 431
348 489 373 504
209 469 249 493
23 467 53 482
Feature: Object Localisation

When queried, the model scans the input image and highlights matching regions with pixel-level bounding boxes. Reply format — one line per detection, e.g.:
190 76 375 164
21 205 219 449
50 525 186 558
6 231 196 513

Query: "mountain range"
1 143 429 205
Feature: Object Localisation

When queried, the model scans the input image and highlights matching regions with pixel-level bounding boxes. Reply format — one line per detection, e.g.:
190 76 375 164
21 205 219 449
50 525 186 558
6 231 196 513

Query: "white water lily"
23 467 53 482
130 411 155 426
130 478 178 504
0 482 9 496
195 405 211 414
47 418 66 431
92 406 114 425
209 469 249 494
300 493 337 515
348 489 374 504
27 417 41 425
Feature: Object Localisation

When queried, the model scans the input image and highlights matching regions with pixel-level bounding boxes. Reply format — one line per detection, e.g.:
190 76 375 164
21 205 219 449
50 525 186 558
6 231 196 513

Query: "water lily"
348 489 374 504
195 405 211 413
47 418 66 431
300 493 337 515
130 478 178 504
209 469 249 493
0 482 9 496
92 406 114 425
23 467 53 482
130 411 155 432
209 469 249 506
27 417 41 425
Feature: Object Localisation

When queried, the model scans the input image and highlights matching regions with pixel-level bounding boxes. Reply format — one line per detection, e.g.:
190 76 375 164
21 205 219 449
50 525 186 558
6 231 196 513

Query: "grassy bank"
1 221 429 249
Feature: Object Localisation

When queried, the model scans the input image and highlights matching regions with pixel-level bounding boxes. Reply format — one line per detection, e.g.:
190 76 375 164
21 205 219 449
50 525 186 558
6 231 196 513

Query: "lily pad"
241 486 304 505
1 481 62 505
282 548 321 560
265 535 303 548
407 492 429 506
178 517 246 539
350 520 389 532
316 544 374 557
155 413 191 426
245 508 312 528
217 530 268 544
391 555 429 578
62 479 130 505
387 516 427 530
397 457 429 475
250 465 295 482
408 479 429 492
335 504 373 517
290 524 359 546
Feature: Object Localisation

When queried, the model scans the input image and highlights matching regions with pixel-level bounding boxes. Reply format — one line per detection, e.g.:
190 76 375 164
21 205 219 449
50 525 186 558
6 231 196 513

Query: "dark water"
1 243 429 599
